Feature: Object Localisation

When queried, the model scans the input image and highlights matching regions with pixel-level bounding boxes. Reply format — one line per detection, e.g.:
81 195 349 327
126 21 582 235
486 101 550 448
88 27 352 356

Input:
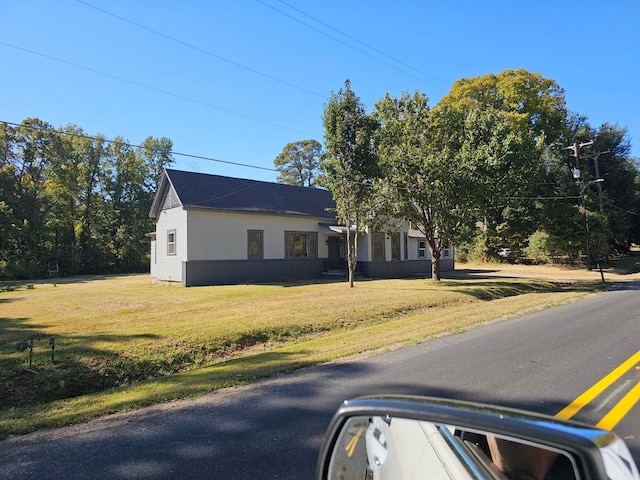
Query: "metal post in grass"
49 336 55 362
596 260 605 283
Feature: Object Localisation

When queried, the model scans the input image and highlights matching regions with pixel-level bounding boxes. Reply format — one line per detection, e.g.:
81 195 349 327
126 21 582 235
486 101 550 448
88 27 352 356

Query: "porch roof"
318 223 357 234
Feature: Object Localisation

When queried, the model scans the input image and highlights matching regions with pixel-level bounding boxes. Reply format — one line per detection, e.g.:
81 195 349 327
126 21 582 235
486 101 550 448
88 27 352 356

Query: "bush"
524 230 552 263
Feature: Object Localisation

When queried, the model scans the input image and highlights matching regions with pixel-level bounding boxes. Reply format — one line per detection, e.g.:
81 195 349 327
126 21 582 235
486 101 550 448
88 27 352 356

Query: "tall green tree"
436 69 568 258
376 91 538 279
0 122 19 277
0 119 174 279
42 124 83 275
274 139 324 187
139 136 174 192
536 121 639 261
71 129 108 273
439 69 567 142
10 119 58 277
102 137 148 272
590 123 640 251
322 80 379 287
374 91 452 280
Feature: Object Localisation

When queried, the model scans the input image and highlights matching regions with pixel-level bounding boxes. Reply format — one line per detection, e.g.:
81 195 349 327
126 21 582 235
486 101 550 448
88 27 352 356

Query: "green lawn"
2 261 637 438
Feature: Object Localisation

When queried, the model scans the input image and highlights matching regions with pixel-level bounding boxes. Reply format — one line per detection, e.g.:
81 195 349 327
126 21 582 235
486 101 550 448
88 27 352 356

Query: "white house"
149 169 454 286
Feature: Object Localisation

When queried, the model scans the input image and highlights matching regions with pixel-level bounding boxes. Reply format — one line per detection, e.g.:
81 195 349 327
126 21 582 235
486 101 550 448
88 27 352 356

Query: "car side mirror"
317 395 639 480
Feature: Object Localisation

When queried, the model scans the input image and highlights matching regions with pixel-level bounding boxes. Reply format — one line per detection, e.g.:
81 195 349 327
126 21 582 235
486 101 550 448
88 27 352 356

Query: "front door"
327 236 342 271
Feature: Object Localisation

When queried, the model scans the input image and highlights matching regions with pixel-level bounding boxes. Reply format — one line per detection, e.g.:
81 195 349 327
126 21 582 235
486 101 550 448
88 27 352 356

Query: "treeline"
278 70 640 272
0 118 174 280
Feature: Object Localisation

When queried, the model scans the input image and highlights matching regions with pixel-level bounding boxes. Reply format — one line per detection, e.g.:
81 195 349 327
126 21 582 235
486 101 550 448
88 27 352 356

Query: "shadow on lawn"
608 251 640 275
0 313 166 410
0 315 324 411
439 278 605 301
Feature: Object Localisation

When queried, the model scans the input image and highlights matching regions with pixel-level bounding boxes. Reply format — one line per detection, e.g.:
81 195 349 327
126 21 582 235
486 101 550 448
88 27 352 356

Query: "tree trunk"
345 226 357 287
431 254 441 281
428 237 441 281
348 259 355 287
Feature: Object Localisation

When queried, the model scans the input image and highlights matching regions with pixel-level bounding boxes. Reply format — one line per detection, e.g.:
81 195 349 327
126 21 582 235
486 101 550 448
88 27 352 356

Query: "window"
418 240 427 258
391 232 400 260
442 245 451 258
372 232 386 261
285 232 317 258
248 230 263 259
167 229 176 255
403 233 408 260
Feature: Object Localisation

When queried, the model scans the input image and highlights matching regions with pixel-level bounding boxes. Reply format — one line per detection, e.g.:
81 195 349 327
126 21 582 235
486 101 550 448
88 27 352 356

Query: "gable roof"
150 169 336 219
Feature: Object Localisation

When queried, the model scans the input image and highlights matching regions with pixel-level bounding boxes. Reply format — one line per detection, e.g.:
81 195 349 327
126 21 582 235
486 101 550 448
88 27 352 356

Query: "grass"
1 258 638 439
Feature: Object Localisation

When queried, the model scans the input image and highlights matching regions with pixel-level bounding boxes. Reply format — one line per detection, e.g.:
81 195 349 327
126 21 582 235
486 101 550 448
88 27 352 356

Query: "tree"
590 123 640 251
375 91 536 279
71 128 108 273
436 69 569 258
374 91 452 280
0 122 20 277
322 80 379 287
439 69 567 142
0 119 174 280
274 139 324 187
538 121 640 261
139 136 174 192
9 118 58 278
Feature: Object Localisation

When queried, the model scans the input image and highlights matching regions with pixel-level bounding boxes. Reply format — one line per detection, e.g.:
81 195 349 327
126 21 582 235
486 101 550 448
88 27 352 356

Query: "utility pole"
591 150 609 212
565 141 594 270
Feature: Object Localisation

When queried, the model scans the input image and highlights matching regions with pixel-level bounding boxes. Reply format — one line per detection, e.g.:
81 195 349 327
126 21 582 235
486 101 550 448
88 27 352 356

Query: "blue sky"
2 1 639 183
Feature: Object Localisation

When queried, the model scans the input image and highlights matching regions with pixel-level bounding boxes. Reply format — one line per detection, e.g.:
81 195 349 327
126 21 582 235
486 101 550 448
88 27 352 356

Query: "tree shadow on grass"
1 314 327 412
0 297 22 304
607 251 640 275
438 279 604 301
604 280 640 291
0 313 166 410
3 353 636 479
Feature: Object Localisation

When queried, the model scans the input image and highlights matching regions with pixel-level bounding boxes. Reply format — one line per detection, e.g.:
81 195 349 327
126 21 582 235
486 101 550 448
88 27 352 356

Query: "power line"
9 120 627 209
1 120 278 173
0 41 313 138
255 0 443 89
609 204 640 217
76 0 325 99
273 0 448 88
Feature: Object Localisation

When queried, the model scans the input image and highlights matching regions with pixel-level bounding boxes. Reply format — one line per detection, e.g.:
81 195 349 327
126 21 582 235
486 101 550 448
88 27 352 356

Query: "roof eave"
149 171 175 218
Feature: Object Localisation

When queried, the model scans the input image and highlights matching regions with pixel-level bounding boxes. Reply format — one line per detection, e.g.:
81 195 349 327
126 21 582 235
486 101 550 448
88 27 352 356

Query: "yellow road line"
555 350 640 421
345 427 364 458
596 381 640 430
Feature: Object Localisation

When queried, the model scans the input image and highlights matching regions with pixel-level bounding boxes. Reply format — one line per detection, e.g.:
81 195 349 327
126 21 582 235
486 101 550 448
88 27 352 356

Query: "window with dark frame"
418 240 427 258
248 230 263 259
167 229 176 255
403 233 408 260
391 232 401 260
372 232 386 261
284 232 317 258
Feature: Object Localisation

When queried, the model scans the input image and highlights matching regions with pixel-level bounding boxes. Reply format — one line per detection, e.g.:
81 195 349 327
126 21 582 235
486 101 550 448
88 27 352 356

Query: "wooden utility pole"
566 141 594 270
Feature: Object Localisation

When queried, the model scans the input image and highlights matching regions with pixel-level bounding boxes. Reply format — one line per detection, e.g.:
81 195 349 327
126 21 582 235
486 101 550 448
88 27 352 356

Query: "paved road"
1 282 638 479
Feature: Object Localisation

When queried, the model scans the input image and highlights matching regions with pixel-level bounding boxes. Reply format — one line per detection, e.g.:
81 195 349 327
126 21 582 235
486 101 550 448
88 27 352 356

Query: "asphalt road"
1 281 638 479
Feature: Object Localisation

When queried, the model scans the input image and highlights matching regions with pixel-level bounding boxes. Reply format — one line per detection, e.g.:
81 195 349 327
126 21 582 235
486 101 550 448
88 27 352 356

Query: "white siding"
358 229 371 261
153 206 188 282
186 210 331 261
150 239 157 278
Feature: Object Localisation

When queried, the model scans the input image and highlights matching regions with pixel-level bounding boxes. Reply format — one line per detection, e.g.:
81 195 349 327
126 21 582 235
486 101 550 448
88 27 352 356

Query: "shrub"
524 230 552 263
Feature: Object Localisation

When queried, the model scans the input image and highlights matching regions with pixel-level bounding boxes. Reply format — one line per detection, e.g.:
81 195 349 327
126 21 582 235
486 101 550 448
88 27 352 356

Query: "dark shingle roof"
160 169 336 219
